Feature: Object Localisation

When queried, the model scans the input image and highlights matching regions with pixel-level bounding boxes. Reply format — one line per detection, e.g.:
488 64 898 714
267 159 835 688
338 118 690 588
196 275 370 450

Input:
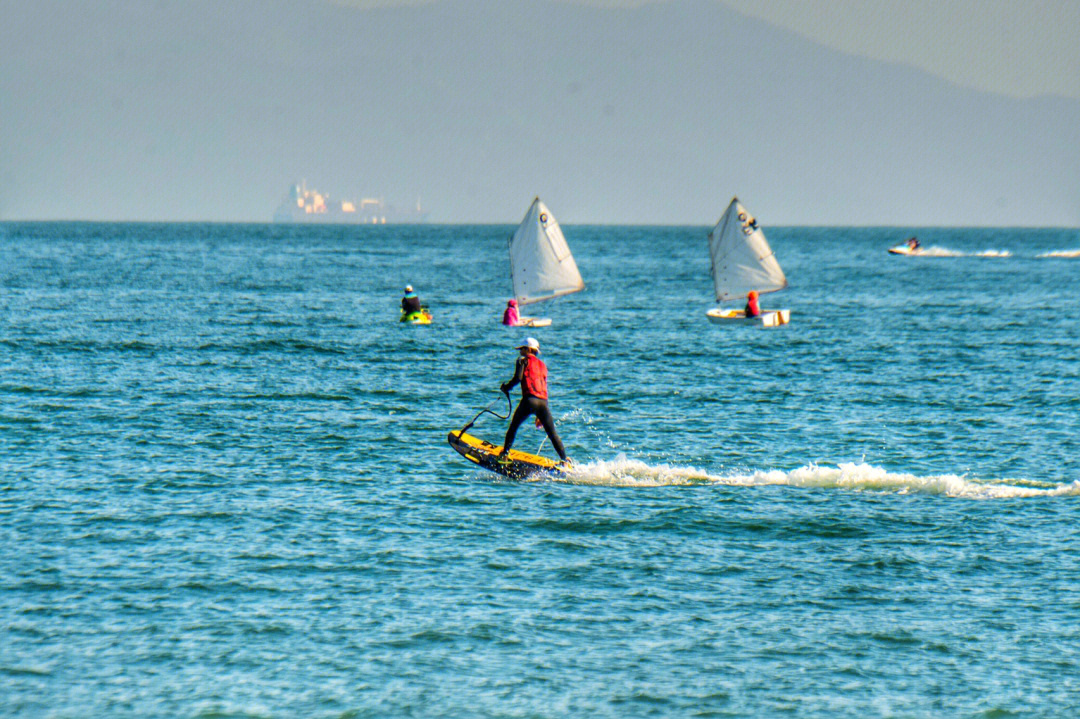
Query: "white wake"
1037 249 1080 258
548 456 1080 499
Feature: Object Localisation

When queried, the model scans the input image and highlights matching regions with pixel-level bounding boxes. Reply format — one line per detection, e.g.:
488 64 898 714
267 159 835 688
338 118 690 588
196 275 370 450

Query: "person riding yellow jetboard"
498 337 571 466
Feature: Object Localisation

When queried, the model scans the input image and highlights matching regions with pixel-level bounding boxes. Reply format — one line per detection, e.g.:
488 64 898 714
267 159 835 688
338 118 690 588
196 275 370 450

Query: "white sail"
708 197 787 302
509 198 585 305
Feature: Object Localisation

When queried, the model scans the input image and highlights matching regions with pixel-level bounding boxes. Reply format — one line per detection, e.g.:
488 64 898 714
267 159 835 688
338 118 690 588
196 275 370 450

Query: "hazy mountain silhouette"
2 0 1077 224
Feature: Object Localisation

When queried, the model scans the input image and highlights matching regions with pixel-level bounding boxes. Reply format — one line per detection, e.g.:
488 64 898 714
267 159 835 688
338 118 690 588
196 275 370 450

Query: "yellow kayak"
400 309 432 324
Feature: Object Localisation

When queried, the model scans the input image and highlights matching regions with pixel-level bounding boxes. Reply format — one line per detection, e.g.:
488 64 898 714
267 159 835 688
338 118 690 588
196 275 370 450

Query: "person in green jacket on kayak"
401 285 422 314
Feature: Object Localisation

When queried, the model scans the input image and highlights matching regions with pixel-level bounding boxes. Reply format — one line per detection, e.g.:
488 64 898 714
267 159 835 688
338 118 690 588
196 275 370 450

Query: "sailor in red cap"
745 290 761 318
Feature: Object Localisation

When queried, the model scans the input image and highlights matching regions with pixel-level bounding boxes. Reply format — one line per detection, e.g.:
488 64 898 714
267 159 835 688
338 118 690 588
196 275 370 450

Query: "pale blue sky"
1 0 1077 224
335 0 1080 100
719 0 1080 101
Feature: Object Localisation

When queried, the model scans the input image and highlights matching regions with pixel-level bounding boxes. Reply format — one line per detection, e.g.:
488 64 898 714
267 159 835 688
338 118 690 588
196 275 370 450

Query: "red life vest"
746 294 761 317
522 355 548 399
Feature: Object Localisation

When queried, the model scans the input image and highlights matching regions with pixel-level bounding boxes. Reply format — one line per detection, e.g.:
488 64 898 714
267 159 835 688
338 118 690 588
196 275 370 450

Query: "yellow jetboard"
447 430 563 478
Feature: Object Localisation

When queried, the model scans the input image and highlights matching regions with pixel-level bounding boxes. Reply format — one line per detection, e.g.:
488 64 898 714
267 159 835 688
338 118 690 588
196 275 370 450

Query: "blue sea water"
2 221 1080 717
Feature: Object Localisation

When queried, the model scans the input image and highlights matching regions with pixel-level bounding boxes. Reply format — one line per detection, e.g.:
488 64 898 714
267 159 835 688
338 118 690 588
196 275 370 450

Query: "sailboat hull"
706 307 790 327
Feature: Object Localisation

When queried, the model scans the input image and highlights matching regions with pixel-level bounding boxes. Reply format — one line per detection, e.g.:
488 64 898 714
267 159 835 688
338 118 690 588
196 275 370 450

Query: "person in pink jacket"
502 299 521 326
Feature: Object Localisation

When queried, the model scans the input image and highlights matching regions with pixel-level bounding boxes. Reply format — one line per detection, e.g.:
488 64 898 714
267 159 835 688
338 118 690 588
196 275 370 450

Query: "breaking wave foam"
551 456 1080 499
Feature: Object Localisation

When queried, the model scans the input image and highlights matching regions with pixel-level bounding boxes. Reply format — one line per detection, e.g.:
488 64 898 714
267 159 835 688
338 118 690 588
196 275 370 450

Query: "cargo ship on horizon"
273 182 429 224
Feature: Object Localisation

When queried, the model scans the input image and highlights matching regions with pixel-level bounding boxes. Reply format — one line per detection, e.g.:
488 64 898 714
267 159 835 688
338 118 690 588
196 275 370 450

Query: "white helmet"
517 337 540 353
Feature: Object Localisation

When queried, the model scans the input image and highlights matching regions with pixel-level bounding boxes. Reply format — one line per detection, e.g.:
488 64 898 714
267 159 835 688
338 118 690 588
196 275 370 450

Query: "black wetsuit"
501 356 567 461
401 294 422 313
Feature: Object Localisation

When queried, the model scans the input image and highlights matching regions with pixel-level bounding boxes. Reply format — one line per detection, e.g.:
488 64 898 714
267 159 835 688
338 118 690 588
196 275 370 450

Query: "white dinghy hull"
706 307 791 327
